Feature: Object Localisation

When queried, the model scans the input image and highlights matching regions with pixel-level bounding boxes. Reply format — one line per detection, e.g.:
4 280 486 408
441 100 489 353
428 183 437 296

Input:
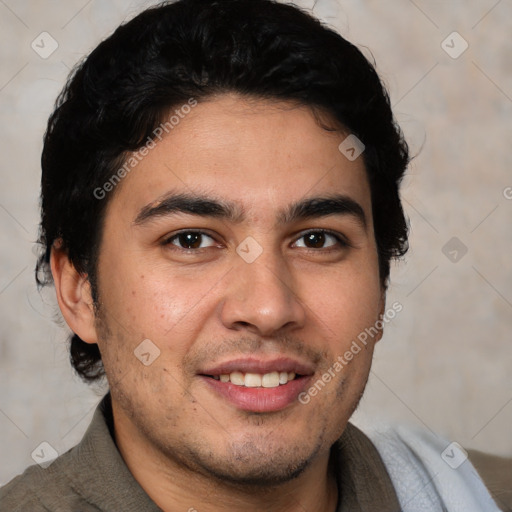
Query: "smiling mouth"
199 359 313 412
203 371 302 388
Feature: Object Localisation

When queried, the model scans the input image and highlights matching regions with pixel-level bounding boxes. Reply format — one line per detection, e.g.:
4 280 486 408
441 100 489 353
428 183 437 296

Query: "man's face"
93 94 384 484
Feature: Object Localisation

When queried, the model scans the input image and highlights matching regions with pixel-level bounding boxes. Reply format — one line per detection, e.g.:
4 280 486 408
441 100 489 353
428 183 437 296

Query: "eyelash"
161 229 350 253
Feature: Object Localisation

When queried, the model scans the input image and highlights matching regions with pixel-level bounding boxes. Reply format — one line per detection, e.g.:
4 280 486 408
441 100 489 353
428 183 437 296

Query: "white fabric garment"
361 422 501 512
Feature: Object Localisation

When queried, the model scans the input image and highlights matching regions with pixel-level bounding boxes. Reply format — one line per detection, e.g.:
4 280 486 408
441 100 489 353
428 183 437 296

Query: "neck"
113 410 338 512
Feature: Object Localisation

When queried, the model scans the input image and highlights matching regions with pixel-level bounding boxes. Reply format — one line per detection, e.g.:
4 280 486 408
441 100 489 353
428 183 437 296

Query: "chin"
186 438 324 488
199 456 311 487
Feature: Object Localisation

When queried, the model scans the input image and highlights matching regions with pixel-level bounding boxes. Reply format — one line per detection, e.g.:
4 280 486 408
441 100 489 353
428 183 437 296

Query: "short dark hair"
37 0 409 384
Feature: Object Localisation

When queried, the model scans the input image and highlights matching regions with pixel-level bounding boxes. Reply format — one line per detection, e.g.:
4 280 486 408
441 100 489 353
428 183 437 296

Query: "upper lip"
199 357 315 376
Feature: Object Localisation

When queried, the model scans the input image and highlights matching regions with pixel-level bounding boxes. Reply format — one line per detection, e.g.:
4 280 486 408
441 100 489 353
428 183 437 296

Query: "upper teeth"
214 371 296 388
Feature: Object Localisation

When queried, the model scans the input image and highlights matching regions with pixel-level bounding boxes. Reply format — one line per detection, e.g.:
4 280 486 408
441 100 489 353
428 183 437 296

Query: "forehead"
109 94 372 223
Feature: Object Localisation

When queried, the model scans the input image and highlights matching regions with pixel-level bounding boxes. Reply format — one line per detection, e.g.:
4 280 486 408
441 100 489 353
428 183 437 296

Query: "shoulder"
0 447 101 512
0 466 48 511
357 420 511 512
468 448 512 512
0 393 158 512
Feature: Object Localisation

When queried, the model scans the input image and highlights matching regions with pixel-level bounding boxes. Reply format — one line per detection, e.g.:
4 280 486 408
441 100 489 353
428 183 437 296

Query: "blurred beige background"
0 0 511 485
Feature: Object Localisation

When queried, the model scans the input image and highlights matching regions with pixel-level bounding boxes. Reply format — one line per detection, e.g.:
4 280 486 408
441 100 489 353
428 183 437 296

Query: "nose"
219 251 306 337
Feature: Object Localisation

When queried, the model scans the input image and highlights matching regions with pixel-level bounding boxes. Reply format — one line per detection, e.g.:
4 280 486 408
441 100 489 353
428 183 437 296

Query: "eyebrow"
134 192 367 230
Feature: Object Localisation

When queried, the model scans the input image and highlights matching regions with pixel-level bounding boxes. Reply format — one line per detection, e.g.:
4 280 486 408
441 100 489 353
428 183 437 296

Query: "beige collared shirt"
1 393 509 511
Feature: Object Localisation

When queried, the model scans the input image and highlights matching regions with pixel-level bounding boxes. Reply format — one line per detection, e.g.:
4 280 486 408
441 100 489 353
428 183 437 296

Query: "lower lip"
200 375 312 413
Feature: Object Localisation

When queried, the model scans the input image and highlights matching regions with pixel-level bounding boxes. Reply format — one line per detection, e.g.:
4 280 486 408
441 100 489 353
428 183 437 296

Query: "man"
1 0 510 510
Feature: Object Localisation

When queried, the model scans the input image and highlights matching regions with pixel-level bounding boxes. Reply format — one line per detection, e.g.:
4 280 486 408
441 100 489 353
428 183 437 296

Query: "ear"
50 244 98 344
374 292 387 343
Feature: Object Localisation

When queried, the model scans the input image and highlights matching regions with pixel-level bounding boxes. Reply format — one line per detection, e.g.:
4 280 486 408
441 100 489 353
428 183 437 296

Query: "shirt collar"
332 422 401 511
70 393 400 511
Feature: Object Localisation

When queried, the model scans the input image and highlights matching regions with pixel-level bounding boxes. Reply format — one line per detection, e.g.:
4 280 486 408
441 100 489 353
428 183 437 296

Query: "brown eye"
304 232 326 248
293 230 347 250
165 231 216 250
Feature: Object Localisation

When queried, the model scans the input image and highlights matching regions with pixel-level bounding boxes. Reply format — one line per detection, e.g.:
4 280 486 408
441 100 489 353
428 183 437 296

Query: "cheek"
104 260 220 343
303 266 382 340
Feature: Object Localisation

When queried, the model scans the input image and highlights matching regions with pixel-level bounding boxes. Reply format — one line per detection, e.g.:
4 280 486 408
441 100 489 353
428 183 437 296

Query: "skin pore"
52 94 385 512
